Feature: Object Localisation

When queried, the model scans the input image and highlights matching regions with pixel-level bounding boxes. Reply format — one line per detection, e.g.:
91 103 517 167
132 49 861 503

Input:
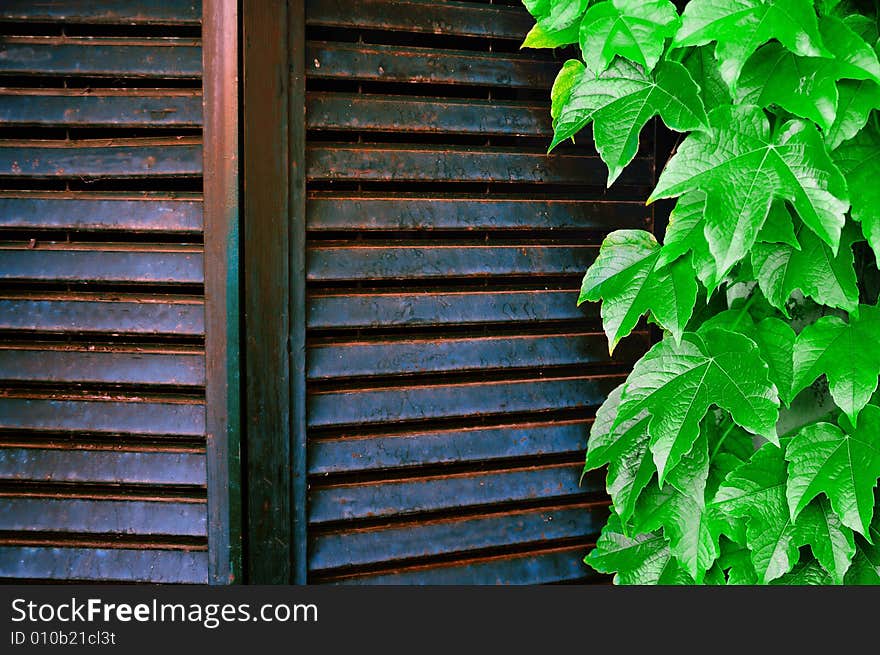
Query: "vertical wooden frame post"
203 0 242 583
243 0 307 583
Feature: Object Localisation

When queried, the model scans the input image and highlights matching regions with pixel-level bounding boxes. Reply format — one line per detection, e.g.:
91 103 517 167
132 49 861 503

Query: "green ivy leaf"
794 496 855 584
737 43 840 131
583 385 654 524
718 538 759 584
756 201 799 249
769 558 834 585
844 512 880 583
672 0 829 89
751 222 859 316
522 0 552 19
579 0 680 74
650 106 850 284
521 0 588 47
826 80 880 151
549 58 708 184
791 305 880 423
819 15 880 86
579 229 698 352
753 317 796 407
657 192 718 288
711 443 799 583
631 433 717 581
785 406 880 537
613 328 779 484
682 44 732 110
833 124 880 263
585 511 694 584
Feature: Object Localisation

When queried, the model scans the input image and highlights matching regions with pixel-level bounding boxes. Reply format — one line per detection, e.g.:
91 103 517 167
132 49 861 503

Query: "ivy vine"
523 0 880 584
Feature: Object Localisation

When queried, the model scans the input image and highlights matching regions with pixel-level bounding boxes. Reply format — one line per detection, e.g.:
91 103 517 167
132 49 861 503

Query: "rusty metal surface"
0 1 209 583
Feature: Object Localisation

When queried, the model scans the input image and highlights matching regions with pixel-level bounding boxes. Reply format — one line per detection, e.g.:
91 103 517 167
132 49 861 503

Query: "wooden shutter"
0 1 212 583
245 0 657 584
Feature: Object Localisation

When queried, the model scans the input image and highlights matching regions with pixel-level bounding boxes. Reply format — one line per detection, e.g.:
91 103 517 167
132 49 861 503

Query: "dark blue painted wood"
0 141 202 178
0 548 208 583
307 195 649 231
308 419 591 475
309 464 604 524
307 144 650 185
305 0 533 40
0 0 201 24
308 289 595 329
307 41 557 88
0 246 204 285
0 38 202 78
0 92 203 127
308 332 645 379
308 375 625 428
0 348 205 387
0 398 205 436
0 196 203 233
328 546 598 585
307 244 597 281
0 448 206 485
310 503 608 572
1 498 207 536
0 296 204 336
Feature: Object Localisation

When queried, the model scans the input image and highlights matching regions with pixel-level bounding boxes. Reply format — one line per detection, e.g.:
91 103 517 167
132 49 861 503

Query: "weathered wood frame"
242 0 307 583
203 0 242 584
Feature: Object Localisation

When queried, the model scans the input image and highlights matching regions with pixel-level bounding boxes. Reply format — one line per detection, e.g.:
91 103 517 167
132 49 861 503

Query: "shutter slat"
309 464 602 524
0 548 208 584
307 41 557 88
305 0 533 40
307 195 649 231
309 419 592 475
308 375 625 428
0 448 206 485
0 90 203 127
0 1 202 25
0 348 205 387
310 503 608 572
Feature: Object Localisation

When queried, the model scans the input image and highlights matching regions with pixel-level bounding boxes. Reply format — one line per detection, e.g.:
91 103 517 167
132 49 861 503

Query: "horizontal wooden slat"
0 498 206 536
307 195 649 231
0 397 205 436
308 41 556 88
0 1 202 25
0 295 204 336
0 139 202 179
0 89 203 127
308 374 623 428
309 419 591 475
308 332 644 379
307 93 550 136
0 194 203 233
308 144 649 185
308 289 593 329
0 37 201 78
0 448 205 485
0 244 203 285
0 547 207 583
0 348 205 387
310 463 602 524
328 545 597 584
306 0 533 40
307 244 596 281
310 503 608 572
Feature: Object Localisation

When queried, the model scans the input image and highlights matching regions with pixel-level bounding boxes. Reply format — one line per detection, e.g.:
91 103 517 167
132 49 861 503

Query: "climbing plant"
523 0 880 584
